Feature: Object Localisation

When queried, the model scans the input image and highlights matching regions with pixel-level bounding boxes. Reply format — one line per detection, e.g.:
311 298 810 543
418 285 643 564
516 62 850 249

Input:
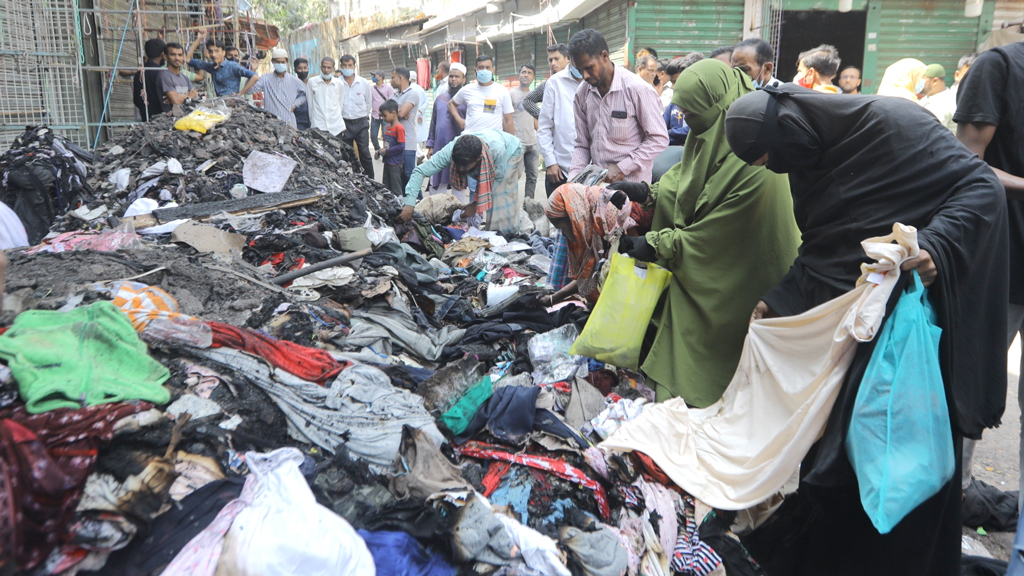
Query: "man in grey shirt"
510 64 539 200
156 42 197 114
390 66 425 188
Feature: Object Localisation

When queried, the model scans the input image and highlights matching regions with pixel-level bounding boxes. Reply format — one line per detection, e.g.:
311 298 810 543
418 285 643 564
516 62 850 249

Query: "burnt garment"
0 403 152 572
724 87 1007 576
93 477 246 576
725 86 1009 441
962 478 1020 532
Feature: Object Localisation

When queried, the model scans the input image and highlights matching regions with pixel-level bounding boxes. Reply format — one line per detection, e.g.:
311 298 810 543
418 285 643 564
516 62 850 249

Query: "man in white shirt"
338 54 374 177
305 57 346 137
537 65 583 196
449 54 514 135
918 63 957 133
391 66 426 187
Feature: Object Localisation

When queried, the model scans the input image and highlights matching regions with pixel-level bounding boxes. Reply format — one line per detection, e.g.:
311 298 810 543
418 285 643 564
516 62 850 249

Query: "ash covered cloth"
188 347 443 471
0 301 170 414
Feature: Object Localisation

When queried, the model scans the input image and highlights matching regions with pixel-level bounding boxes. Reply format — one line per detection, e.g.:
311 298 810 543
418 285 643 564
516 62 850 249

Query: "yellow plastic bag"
174 109 228 134
569 252 672 369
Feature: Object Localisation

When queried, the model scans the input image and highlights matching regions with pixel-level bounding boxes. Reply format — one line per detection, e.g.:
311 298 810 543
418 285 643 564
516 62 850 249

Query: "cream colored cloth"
877 58 927 101
601 223 920 510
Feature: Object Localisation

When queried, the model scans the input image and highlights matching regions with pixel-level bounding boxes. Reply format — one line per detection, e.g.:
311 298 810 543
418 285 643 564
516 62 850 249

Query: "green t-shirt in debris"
0 301 170 414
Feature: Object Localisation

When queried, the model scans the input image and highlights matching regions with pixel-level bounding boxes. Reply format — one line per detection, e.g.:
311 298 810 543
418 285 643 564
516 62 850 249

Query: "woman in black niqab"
724 86 1009 576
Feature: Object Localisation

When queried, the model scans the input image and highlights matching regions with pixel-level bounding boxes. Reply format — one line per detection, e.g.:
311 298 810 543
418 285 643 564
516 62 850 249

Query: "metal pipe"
92 0 138 148
270 248 373 285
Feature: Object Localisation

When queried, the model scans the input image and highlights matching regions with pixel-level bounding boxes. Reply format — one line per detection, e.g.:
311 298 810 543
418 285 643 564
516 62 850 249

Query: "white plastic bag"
218 448 375 576
364 211 398 247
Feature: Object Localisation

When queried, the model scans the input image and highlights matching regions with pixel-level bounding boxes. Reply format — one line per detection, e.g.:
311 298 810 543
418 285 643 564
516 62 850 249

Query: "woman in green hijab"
612 58 801 406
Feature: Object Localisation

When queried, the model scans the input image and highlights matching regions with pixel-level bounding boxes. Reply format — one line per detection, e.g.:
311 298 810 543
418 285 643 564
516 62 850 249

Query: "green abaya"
642 59 801 406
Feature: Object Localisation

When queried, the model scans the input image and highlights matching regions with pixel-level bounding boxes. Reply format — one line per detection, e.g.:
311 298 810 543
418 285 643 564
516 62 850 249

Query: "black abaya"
725 86 1008 576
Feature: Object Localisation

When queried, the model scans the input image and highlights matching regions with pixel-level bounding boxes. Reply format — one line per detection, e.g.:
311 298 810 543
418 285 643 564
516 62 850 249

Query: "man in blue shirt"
185 31 259 97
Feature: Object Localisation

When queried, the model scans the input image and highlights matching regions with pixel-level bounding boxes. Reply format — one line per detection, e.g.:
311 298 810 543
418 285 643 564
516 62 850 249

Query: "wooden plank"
121 190 323 230
153 189 323 221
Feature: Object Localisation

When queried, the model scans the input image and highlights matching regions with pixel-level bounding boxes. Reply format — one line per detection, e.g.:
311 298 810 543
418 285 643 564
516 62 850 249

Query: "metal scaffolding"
0 0 90 148
1 0 269 148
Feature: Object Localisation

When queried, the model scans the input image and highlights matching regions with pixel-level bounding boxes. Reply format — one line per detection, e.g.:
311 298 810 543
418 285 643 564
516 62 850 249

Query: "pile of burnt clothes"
0 108 768 576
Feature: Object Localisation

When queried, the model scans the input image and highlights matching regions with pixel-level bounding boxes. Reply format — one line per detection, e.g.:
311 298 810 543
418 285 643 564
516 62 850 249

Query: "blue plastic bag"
846 271 955 534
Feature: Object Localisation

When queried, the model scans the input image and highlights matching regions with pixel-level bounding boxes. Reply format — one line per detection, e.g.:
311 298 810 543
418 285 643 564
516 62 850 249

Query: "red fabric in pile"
208 322 347 384
456 440 611 520
0 402 152 571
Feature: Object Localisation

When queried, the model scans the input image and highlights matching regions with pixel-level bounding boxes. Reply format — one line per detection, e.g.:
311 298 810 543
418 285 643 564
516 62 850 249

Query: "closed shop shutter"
583 0 630 65
632 0 744 60
874 0 980 89
358 49 382 80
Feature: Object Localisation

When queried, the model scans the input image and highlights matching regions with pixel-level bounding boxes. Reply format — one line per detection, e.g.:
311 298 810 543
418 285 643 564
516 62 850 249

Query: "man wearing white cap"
245 48 308 129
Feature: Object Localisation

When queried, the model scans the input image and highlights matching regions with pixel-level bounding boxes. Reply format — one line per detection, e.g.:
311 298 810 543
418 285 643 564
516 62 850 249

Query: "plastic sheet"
529 324 588 384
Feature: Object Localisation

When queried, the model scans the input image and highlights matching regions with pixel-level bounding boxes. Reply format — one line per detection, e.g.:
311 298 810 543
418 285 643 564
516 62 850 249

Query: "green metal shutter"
632 0 745 60
873 0 981 90
583 0 631 65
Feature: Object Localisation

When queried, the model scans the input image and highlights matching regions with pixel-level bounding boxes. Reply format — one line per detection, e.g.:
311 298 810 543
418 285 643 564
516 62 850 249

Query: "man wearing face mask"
293 58 311 130
662 52 704 146
918 64 956 133
521 44 570 120
792 44 841 93
568 29 668 184
731 38 781 90
337 54 374 178
449 55 515 135
369 70 394 154
426 63 467 196
391 67 426 187
510 64 540 200
537 55 585 195
243 49 307 129
306 57 347 137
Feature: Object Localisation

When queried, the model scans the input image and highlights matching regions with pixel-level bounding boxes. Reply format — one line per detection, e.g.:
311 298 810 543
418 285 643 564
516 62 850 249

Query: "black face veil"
725 87 823 173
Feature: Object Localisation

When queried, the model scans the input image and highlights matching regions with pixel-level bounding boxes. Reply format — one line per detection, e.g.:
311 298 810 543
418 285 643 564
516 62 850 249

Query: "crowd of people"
124 26 1024 571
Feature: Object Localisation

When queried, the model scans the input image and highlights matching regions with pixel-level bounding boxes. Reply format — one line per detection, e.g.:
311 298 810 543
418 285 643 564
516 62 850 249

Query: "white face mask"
273 63 287 74
914 78 926 94
321 72 333 80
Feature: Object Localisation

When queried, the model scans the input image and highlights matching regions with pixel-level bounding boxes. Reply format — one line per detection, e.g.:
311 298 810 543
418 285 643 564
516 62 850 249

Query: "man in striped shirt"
568 29 668 184
245 48 307 129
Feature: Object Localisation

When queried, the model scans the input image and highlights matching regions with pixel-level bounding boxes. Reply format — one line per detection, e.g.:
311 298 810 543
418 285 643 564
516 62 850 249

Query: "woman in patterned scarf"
542 183 635 305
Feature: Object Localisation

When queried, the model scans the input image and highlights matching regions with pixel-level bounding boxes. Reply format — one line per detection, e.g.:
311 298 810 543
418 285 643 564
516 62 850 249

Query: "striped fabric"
670 495 723 576
548 231 570 289
569 66 669 184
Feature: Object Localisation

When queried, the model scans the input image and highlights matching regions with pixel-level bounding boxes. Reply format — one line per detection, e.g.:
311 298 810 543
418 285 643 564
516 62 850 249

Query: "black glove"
609 191 628 210
606 180 650 204
617 235 657 262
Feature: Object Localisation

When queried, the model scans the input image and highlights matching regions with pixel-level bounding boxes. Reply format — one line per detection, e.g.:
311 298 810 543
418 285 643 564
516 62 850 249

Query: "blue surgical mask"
467 176 478 191
321 72 333 80
477 69 493 84
914 78 926 94
341 68 354 77
569 66 583 80
273 63 287 74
